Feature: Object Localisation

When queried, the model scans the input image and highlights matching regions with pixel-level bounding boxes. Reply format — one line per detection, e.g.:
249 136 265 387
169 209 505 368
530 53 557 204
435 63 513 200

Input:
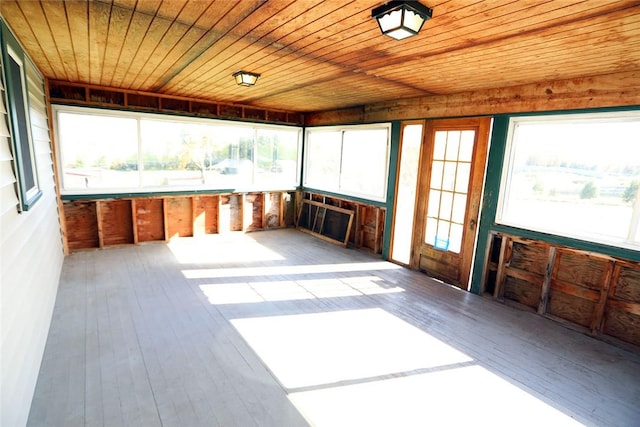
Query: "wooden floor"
28 229 640 427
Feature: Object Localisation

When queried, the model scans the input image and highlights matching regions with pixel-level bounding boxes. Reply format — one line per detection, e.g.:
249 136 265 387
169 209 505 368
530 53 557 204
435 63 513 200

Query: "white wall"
0 30 64 427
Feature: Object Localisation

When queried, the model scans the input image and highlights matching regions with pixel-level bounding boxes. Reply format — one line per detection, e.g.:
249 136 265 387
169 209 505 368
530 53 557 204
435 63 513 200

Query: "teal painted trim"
506 104 640 117
60 187 300 201
470 108 640 293
470 115 510 294
382 121 401 259
1 18 43 212
299 127 306 188
300 187 387 208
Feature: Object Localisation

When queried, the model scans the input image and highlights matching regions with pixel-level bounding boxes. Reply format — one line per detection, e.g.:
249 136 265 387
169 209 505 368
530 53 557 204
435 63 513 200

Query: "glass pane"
433 131 447 160
57 109 301 193
427 189 441 217
58 112 139 190
459 131 475 162
455 162 471 193
256 128 300 188
304 131 342 190
440 191 453 221
436 219 451 240
449 223 464 253
340 128 389 199
430 161 444 189
445 131 460 161
442 161 457 191
392 124 422 265
425 217 438 246
452 193 467 224
140 121 255 189
498 113 640 250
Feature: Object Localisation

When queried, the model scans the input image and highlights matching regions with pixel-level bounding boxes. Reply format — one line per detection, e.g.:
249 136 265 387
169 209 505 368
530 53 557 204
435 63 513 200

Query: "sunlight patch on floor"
168 233 285 264
230 308 471 389
200 276 403 304
288 365 584 427
184 261 402 279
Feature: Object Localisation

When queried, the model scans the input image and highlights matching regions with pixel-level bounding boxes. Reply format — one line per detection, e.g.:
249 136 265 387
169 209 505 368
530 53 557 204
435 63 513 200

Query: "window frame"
496 110 640 250
1 25 41 211
53 105 303 196
303 124 391 203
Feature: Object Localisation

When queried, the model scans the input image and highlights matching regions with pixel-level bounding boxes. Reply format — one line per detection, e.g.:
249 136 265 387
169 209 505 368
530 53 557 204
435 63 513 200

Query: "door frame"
389 120 426 265
410 117 492 289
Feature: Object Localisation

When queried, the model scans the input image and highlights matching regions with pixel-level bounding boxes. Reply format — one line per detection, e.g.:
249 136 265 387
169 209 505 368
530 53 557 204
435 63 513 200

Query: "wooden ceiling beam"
305 70 640 125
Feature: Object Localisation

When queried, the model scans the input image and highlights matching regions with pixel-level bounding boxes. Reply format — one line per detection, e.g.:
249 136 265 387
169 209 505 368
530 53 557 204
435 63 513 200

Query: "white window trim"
497 110 640 250
53 105 303 195
304 123 391 202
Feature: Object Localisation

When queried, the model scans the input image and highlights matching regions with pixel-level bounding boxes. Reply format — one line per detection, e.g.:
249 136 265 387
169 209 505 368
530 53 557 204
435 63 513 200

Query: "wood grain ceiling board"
349 0 634 73
372 9 640 94
173 0 359 96
255 72 422 112
1 2 59 79
160 0 299 93
1 0 639 113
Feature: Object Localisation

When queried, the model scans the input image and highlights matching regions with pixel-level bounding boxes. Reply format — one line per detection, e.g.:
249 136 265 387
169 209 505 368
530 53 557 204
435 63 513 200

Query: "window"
424 130 474 253
2 39 41 210
54 106 301 194
498 111 640 249
304 125 390 201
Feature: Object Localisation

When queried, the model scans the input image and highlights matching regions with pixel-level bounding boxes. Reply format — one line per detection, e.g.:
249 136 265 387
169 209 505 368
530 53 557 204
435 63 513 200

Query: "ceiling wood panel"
1 0 638 113
102 4 134 86
64 1 90 83
5 1 61 79
88 1 111 84
375 11 640 93
182 0 353 95
40 1 78 82
164 0 300 94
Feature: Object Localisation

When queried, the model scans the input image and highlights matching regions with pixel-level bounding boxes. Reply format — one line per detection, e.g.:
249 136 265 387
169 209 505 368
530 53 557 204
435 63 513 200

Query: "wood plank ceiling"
1 0 639 113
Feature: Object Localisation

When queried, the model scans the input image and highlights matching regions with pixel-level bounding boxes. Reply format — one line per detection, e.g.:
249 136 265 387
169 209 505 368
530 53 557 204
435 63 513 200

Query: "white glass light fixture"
233 70 261 87
372 1 433 40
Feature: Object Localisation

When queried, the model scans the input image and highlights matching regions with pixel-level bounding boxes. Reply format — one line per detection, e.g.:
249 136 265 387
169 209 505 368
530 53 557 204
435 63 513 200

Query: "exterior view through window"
55 107 301 194
498 111 640 249
304 125 390 202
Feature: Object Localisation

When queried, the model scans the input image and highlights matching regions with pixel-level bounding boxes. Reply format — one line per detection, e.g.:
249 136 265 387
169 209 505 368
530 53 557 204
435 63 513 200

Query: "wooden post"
538 247 557 315
131 199 139 244
96 200 104 248
493 235 510 300
591 261 617 335
162 198 169 241
279 192 285 228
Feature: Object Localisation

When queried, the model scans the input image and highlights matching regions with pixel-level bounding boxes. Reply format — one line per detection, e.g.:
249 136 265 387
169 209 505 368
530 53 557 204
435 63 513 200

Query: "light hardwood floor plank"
27 229 640 427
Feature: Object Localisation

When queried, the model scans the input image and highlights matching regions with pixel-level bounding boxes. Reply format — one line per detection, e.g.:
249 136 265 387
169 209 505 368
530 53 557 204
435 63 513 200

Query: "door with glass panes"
412 118 491 289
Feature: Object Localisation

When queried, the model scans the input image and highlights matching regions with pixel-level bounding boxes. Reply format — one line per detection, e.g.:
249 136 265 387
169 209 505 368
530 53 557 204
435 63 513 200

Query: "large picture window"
304 125 390 201
498 111 640 249
54 106 301 194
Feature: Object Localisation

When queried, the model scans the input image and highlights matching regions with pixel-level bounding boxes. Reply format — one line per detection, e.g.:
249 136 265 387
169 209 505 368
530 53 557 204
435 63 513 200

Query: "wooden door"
412 117 491 289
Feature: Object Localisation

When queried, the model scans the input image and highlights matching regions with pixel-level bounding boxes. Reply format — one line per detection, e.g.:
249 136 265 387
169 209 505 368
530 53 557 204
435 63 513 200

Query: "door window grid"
425 130 474 253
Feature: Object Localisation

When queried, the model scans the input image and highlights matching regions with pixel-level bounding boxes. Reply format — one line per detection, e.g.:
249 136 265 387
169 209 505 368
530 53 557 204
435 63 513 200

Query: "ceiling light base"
233 71 261 87
372 1 433 40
